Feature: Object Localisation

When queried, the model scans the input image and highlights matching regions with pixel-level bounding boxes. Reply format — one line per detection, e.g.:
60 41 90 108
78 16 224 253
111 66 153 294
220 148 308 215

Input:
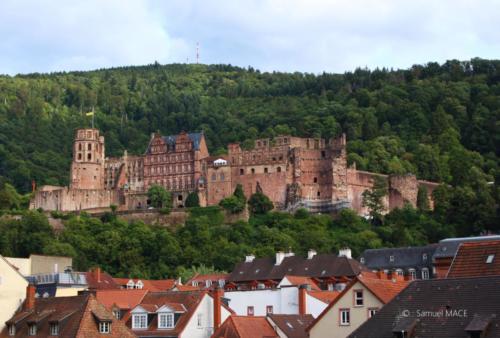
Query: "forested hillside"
0 59 499 237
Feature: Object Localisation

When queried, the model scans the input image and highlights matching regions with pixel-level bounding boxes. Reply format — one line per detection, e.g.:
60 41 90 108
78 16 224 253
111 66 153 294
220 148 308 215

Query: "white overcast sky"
1 0 499 75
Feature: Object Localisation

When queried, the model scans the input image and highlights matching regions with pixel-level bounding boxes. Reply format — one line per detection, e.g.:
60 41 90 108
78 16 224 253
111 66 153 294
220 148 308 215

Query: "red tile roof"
85 269 120 290
1 294 135 338
307 290 341 304
125 291 208 336
357 272 409 304
95 289 148 310
282 275 321 290
113 278 177 291
447 240 500 278
187 273 228 289
212 316 278 338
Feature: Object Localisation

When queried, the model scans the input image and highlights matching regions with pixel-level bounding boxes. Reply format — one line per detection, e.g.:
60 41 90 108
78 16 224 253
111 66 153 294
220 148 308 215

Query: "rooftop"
348 276 500 338
268 314 314 338
212 315 278 338
447 240 500 278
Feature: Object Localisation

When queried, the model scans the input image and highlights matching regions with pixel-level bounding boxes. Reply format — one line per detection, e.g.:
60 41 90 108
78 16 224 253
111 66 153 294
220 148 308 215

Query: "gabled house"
359 244 437 280
126 289 232 338
0 255 29 332
113 277 178 291
227 249 365 291
0 285 135 337
307 272 409 338
348 276 500 338
446 240 500 278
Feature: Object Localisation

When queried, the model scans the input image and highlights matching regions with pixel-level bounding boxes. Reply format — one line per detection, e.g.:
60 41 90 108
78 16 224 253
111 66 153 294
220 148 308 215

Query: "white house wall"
0 256 29 331
225 287 303 316
180 294 231 338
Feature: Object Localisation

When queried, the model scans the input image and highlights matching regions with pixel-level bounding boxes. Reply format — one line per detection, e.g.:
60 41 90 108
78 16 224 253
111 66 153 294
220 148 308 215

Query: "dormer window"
192 281 199 287
158 313 174 329
99 321 111 334
132 313 148 329
205 280 212 288
422 253 428 261
126 280 135 289
389 255 395 262
8 324 15 336
28 324 37 336
135 280 144 289
49 323 59 335
113 310 121 319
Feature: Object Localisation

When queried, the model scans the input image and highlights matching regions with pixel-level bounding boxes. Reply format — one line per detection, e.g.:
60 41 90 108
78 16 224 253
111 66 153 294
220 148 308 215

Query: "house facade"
307 272 408 338
0 256 29 332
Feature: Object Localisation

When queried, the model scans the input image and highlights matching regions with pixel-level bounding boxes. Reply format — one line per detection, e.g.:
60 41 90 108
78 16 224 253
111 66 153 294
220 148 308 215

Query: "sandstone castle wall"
30 128 438 215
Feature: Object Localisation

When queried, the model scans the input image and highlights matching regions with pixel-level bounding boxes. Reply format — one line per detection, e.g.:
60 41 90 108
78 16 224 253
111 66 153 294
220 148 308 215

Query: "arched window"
78 153 82 160
277 167 282 172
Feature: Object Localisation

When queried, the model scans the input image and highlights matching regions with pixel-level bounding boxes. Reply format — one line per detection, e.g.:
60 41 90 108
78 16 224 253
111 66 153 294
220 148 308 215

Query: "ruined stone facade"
30 128 438 215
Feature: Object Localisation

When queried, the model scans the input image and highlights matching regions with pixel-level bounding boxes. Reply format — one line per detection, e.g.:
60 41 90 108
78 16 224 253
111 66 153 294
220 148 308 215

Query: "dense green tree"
147 185 171 209
248 192 274 215
185 192 200 208
362 176 388 224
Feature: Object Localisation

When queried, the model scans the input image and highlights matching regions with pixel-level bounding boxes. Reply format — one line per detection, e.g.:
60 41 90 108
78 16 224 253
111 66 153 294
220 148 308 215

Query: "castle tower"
70 128 105 190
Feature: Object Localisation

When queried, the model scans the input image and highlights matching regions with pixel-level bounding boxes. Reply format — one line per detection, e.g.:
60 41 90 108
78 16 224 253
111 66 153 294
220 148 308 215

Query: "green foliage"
417 186 430 211
0 183 22 210
185 192 200 208
147 185 172 209
176 264 226 283
248 192 274 215
362 176 388 223
219 184 246 214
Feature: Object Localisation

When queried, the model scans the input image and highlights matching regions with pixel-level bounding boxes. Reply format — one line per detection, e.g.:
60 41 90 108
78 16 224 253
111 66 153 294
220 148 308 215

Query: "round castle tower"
70 128 105 190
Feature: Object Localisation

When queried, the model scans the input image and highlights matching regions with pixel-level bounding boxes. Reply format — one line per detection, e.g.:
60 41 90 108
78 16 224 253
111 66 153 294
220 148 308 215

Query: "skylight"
286 322 294 329
486 254 495 264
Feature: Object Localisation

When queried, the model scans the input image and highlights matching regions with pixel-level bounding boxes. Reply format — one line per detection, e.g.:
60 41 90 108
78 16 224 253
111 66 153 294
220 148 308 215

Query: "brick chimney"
92 267 101 283
213 286 224 330
298 284 308 315
25 284 36 310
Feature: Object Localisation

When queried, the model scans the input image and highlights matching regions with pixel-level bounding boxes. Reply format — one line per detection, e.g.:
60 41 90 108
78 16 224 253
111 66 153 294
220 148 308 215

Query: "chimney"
307 249 317 260
25 284 36 310
275 251 285 265
298 284 307 315
245 254 255 263
376 270 386 279
93 267 101 283
338 247 352 259
213 287 224 330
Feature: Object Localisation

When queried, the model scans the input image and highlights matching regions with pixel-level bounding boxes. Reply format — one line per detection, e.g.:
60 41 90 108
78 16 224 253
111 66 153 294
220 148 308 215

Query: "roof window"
486 254 495 264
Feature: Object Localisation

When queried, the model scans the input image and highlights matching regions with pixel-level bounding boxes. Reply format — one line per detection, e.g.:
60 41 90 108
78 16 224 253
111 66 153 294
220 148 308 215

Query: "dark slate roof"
349 276 500 338
268 314 314 338
360 245 438 270
145 132 203 154
227 254 365 282
433 235 500 259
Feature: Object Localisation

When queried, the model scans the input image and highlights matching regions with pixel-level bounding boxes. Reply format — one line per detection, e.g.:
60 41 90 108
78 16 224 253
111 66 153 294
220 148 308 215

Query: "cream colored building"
5 254 72 276
307 272 409 338
0 256 29 331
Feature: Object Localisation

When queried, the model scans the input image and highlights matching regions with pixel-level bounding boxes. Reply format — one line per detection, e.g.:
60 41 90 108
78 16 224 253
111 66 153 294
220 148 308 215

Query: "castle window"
321 151 326 158
251 168 255 174
263 141 267 146
279 155 283 160
78 143 82 151
314 177 318 183
272 157 276 161
264 167 268 173
284 138 288 144
88 153 92 161
317 191 320 197
277 167 281 172
88 143 92 151
78 153 82 160
212 174 217 181
240 169 244 175
257 142 261 147
178 195 183 201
